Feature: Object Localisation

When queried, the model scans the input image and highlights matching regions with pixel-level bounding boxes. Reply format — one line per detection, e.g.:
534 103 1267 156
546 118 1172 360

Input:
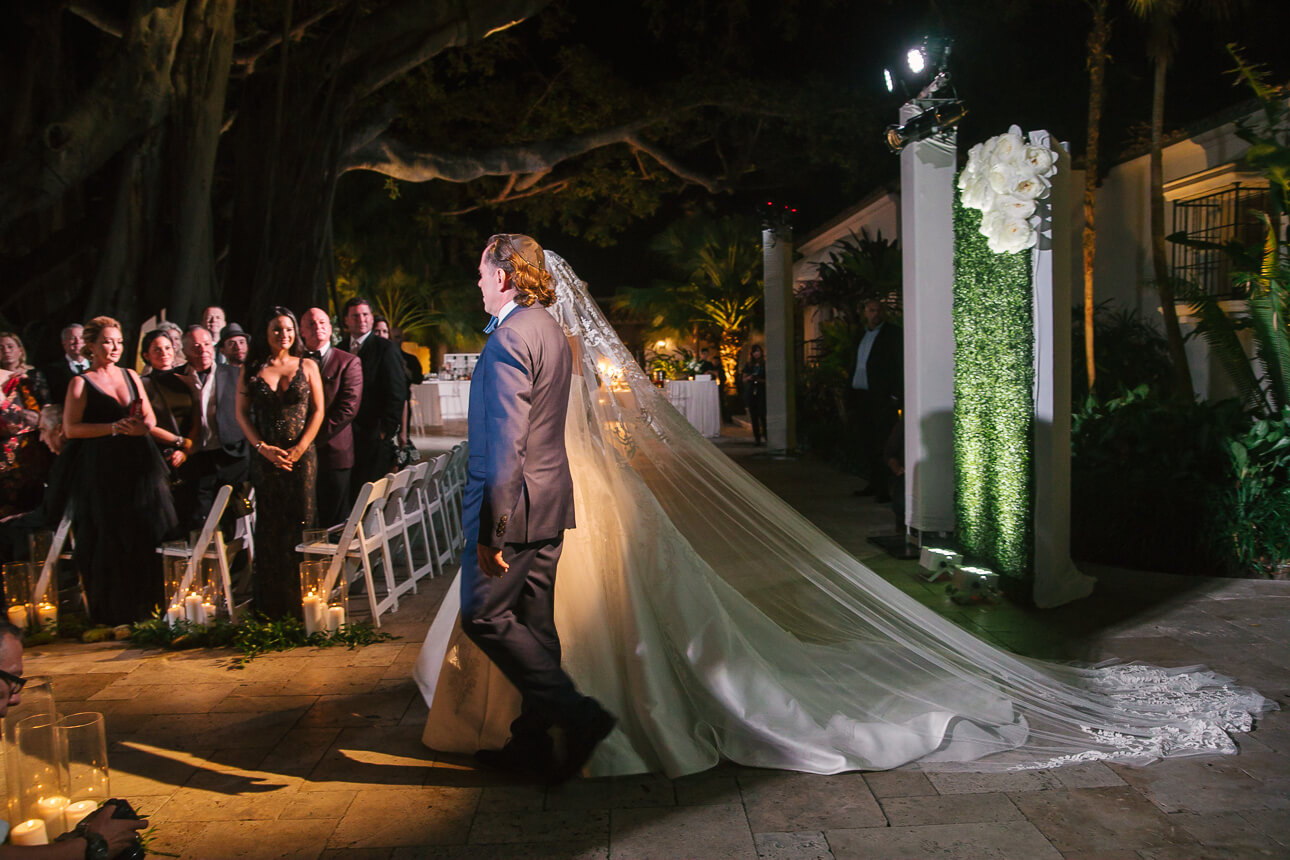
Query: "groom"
460 233 615 782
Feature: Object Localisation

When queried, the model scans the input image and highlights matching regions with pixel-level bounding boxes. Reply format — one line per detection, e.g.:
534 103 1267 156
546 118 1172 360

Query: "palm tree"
615 215 764 396
1129 0 1240 401
1082 0 1112 391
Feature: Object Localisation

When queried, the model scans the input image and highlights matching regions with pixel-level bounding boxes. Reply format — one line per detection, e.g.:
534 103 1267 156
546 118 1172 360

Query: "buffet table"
664 378 721 437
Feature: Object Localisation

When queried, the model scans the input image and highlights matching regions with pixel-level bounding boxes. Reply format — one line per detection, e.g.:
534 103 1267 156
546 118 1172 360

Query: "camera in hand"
106 798 146 860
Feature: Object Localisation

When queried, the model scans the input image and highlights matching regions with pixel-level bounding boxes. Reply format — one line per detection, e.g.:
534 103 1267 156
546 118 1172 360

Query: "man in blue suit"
460 233 615 782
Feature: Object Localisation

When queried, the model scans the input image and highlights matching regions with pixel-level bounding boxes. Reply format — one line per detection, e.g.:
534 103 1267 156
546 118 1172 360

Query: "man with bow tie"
41 324 86 406
342 297 406 496
301 308 363 527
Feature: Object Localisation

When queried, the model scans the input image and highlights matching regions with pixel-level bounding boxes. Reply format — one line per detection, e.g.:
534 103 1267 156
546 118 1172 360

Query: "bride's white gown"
414 251 1271 778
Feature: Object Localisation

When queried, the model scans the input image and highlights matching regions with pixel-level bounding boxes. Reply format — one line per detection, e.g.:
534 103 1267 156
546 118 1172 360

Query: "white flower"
986 216 1038 254
1023 144 1057 178
990 128 1026 166
987 161 1021 195
995 194 1037 220
1011 174 1050 200
960 173 996 211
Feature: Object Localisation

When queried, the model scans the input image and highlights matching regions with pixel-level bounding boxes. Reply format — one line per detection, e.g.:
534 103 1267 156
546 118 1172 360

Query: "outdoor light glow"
883 68 894 92
906 48 926 74
952 183 1034 579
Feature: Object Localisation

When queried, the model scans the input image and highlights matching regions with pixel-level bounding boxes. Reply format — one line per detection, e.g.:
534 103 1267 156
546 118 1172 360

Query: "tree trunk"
718 333 741 397
1082 0 1110 393
1148 40 1195 401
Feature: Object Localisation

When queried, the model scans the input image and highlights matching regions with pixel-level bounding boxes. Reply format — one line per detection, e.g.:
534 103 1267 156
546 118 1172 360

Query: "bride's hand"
477 544 509 578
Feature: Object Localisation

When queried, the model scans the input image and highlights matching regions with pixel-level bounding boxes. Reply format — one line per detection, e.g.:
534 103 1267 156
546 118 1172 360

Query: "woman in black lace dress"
63 316 178 625
235 307 324 619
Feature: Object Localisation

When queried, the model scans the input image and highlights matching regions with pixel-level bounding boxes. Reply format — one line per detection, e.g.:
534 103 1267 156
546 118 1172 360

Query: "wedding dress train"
414 251 1271 778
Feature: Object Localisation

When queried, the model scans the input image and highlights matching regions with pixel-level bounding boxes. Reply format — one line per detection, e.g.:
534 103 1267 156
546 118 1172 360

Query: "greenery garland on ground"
952 188 1035 579
128 612 396 664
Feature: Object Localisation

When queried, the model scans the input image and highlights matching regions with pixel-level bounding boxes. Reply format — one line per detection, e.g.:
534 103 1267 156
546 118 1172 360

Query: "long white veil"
416 249 1272 777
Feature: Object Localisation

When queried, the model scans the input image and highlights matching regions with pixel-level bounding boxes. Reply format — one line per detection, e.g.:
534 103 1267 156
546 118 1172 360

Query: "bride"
415 249 1271 778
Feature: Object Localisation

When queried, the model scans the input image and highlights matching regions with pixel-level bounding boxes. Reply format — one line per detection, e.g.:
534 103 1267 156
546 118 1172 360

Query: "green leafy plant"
1211 416 1290 577
797 228 902 340
129 611 396 665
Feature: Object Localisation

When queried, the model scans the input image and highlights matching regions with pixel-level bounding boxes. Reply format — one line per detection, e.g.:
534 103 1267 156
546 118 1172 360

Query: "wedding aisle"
16 438 1290 859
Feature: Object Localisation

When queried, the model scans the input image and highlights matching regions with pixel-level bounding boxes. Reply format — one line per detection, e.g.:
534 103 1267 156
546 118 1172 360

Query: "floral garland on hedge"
957 125 1059 254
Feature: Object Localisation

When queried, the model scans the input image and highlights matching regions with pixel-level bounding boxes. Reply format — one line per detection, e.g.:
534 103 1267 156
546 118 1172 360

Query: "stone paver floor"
12 429 1290 859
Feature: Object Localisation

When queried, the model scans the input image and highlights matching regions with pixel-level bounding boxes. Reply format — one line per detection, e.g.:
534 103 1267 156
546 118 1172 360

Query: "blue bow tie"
483 316 499 334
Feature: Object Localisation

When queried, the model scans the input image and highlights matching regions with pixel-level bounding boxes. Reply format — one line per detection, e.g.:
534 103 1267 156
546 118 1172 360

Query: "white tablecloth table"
412 380 471 429
664 379 721 437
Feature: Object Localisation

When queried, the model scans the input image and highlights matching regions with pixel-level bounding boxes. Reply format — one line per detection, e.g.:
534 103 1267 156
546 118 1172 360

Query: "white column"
763 226 796 452
1032 134 1096 607
900 105 957 535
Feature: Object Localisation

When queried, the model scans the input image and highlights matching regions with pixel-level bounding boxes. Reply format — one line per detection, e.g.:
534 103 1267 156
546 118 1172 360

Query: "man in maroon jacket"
301 308 364 528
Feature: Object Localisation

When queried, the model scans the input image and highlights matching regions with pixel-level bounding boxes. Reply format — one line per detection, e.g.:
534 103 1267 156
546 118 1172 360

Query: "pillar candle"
63 800 99 830
184 593 202 624
36 602 58 629
201 602 217 626
166 604 184 627
34 795 68 833
10 818 49 846
6 604 29 630
327 605 345 632
302 594 320 634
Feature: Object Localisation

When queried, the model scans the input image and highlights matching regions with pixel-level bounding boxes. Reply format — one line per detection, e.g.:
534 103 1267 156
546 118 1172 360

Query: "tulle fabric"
415 250 1273 777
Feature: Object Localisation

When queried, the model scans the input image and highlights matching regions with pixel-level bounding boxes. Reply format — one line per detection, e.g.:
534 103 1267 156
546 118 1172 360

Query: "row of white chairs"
294 443 469 626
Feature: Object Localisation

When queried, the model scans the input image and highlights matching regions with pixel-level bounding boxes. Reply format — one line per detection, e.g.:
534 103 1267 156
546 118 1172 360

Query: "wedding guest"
218 322 250 367
139 329 196 474
0 333 52 517
372 318 391 339
157 320 184 356
695 347 718 375
375 322 424 446
236 307 324 618
64 316 177 625
850 298 902 503
0 623 149 858
40 324 86 405
300 308 362 528
175 325 247 530
741 344 767 446
202 306 228 364
343 297 406 492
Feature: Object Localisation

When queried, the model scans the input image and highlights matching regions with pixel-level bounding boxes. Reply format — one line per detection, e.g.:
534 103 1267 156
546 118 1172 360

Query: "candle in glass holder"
36 602 58 629
63 800 99 830
166 603 183 627
10 818 49 845
34 795 68 832
201 601 217 626
302 593 321 634
7 603 29 629
327 605 345 632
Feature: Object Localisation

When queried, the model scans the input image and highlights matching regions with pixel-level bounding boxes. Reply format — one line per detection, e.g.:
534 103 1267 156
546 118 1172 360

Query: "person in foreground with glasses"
0 622 147 859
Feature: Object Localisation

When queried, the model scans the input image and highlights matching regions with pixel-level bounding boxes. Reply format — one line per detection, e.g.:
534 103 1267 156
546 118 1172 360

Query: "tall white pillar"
1032 135 1095 607
763 226 796 452
900 105 957 535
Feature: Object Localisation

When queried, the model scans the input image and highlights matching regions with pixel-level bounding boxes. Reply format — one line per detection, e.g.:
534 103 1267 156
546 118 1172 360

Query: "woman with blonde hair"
0 332 52 516
64 316 177 625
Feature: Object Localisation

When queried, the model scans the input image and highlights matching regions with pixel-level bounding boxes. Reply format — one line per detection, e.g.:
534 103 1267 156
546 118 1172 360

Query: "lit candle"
302 594 320 634
63 800 99 830
184 593 202 624
36 601 58 629
6 603 29 630
201 601 217 626
35 795 68 833
327 605 345 632
166 603 183 627
10 818 49 846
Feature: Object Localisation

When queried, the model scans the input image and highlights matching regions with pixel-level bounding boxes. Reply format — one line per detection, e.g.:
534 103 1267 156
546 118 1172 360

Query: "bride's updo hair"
81 315 122 359
485 233 556 308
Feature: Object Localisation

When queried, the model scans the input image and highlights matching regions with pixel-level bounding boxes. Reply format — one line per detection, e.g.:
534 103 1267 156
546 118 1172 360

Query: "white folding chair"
442 443 467 554
379 468 420 601
400 461 439 581
412 457 455 579
295 477 397 626
32 508 86 616
156 484 245 622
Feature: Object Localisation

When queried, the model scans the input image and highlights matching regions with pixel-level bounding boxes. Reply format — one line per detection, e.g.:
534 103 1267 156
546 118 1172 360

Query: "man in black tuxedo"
175 325 248 529
342 298 406 494
850 299 903 503
41 324 86 406
301 308 363 527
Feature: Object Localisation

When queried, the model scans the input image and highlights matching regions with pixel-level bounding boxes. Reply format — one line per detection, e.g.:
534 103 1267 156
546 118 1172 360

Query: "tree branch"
66 0 125 38
440 178 571 216
624 134 726 193
232 2 345 74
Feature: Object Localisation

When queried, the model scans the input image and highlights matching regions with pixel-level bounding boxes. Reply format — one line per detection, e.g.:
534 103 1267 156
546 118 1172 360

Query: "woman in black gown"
235 307 324 619
63 316 178 625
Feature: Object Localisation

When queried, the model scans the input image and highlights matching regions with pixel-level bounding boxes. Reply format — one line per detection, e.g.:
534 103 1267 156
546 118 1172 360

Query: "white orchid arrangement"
957 126 1059 254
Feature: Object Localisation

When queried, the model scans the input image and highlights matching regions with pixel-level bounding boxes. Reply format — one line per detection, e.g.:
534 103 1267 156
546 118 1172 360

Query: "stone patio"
15 428 1290 859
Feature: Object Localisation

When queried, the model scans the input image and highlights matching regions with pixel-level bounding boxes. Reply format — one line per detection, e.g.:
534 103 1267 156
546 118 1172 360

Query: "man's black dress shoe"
551 703 617 785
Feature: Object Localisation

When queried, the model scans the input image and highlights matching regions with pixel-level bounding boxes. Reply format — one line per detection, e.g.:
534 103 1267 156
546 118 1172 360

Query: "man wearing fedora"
217 323 249 368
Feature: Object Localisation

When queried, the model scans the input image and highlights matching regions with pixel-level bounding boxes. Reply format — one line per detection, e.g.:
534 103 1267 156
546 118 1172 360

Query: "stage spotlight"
884 99 968 152
882 35 954 101
883 68 894 93
906 47 926 75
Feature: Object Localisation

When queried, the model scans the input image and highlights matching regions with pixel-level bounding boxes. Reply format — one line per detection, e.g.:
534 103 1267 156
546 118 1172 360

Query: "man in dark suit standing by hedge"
343 297 406 495
851 299 902 503
301 308 363 527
